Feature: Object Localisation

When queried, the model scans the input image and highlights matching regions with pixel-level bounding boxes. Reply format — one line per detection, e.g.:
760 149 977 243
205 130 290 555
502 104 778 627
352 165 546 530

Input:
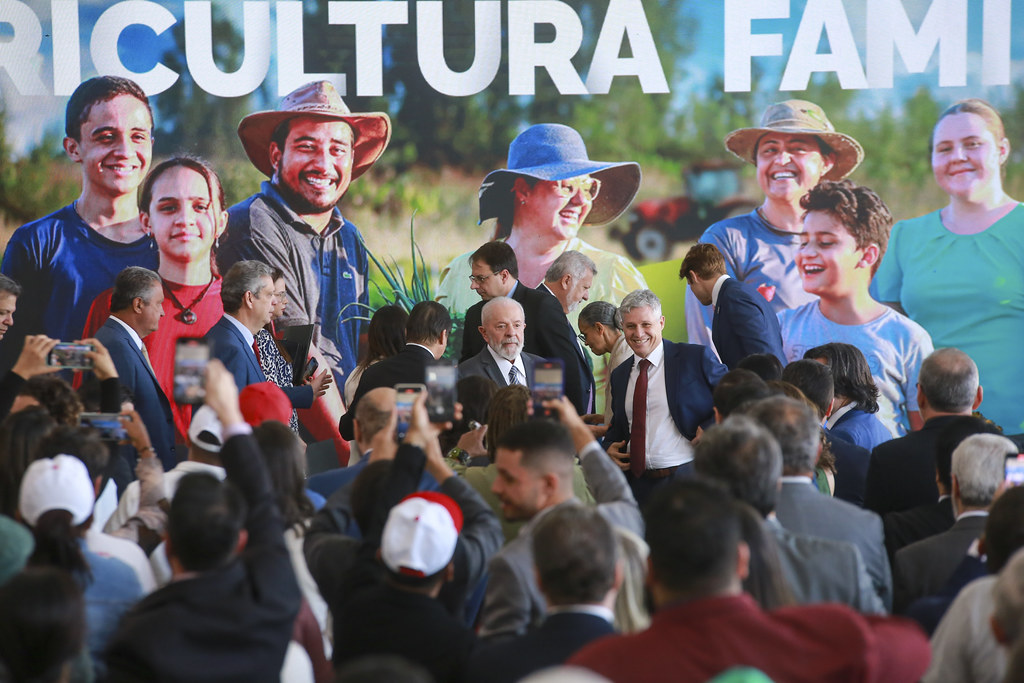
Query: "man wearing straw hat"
684 100 863 352
219 81 391 387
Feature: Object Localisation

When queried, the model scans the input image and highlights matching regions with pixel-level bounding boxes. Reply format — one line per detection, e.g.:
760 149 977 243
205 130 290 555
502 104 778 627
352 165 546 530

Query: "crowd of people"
1 73 1023 682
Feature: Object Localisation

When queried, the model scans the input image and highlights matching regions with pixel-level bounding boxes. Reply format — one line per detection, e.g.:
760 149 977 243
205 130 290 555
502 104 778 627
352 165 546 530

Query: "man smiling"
602 289 727 505
1 76 158 374
219 81 391 387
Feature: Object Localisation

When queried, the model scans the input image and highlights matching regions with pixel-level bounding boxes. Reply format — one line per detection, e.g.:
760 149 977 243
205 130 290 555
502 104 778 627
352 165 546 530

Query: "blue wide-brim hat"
479 124 641 226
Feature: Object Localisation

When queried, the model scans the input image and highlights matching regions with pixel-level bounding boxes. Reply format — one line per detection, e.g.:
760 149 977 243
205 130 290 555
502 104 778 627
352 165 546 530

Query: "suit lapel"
223 318 264 379
479 350 504 386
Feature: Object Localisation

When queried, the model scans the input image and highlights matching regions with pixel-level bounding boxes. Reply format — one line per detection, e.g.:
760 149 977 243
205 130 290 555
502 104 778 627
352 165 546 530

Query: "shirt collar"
780 475 814 485
486 344 526 381
109 314 144 350
957 510 989 522
224 313 256 348
406 342 435 357
262 180 344 237
635 340 665 369
710 274 730 308
546 604 615 623
826 402 857 429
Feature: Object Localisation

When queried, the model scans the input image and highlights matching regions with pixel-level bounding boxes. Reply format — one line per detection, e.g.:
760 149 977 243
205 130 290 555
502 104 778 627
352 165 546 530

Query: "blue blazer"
602 339 727 448
712 277 785 369
204 316 313 409
831 407 892 452
95 318 177 470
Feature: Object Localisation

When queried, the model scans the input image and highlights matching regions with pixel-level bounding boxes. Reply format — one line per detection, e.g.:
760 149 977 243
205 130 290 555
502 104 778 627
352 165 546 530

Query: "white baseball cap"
381 492 464 577
188 405 224 453
18 455 96 526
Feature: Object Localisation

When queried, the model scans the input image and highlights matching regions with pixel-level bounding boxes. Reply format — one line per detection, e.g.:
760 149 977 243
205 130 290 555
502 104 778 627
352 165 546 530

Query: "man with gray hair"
94 266 177 469
602 289 727 505
578 301 630 426
695 415 884 613
205 260 330 409
748 396 892 610
894 432 1015 612
540 250 598 415
459 297 545 388
866 347 985 516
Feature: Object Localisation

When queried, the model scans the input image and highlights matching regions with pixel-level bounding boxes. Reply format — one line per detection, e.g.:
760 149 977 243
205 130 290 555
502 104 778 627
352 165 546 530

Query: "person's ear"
215 210 229 238
233 529 249 556
478 325 487 342
736 540 751 581
268 142 284 174
512 177 532 205
140 211 153 235
821 152 837 176
560 274 573 291
974 385 984 411
133 297 146 314
63 136 82 162
858 244 880 269
444 562 455 583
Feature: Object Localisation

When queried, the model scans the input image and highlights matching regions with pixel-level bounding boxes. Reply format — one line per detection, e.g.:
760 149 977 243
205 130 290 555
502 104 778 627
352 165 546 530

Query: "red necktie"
630 358 651 477
252 339 262 365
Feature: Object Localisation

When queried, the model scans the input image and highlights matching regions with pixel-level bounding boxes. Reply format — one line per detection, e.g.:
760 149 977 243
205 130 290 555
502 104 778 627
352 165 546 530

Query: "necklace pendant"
178 309 198 325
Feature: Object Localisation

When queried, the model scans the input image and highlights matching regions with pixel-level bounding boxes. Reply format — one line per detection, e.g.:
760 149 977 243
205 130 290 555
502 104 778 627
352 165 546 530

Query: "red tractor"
614 160 758 262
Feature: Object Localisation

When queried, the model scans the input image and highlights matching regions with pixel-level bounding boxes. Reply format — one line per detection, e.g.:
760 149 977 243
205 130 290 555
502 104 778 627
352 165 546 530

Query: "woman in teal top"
874 99 1024 433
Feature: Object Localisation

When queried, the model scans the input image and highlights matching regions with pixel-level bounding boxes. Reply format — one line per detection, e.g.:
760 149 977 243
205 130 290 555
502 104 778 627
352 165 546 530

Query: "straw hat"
479 124 641 226
724 100 863 181
238 81 391 179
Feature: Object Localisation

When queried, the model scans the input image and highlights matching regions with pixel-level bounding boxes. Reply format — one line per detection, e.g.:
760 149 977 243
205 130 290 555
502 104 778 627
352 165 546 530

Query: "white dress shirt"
623 341 692 468
486 345 528 385
710 274 730 307
224 313 256 353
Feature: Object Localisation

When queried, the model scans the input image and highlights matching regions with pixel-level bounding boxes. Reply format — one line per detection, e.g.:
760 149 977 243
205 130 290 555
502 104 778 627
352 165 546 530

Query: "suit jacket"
478 441 642 640
465 611 615 683
105 433 301 682
826 429 871 507
712 277 785 369
460 283 585 412
458 347 545 389
768 519 884 614
95 318 177 470
204 316 313 410
775 479 892 611
893 513 988 613
883 497 956 567
537 284 596 414
339 344 436 440
831 407 893 452
865 415 960 515
602 340 727 448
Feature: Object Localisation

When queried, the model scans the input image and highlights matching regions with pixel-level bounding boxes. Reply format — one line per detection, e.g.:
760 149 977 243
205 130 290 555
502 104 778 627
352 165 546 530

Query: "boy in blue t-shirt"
0 76 158 373
778 181 933 437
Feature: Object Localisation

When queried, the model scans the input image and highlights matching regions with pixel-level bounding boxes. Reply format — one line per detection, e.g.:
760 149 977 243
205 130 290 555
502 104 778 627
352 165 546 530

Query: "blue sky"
1 0 1020 155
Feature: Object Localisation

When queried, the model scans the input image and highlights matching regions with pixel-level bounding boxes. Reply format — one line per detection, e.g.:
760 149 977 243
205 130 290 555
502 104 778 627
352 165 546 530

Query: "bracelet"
137 445 155 454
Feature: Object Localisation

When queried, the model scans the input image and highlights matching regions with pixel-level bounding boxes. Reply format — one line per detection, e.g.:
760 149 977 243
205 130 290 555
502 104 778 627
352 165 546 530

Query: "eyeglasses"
554 177 601 202
577 332 588 345
468 272 497 285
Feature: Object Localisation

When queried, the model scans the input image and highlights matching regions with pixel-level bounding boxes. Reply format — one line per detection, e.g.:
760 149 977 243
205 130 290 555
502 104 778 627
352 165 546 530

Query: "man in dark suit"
883 416 1001 564
680 243 784 370
893 432 1015 613
94 266 177 469
748 397 893 611
539 250 597 415
459 297 544 389
106 360 302 681
339 301 450 441
459 242 585 411
865 348 984 515
695 415 884 613
465 505 618 683
205 261 327 411
602 289 727 505
781 359 870 506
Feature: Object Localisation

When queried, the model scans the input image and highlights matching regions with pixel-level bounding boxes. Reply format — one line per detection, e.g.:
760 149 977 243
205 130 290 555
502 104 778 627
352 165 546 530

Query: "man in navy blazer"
680 243 784 369
602 289 727 505
205 261 325 411
465 505 617 683
94 267 177 469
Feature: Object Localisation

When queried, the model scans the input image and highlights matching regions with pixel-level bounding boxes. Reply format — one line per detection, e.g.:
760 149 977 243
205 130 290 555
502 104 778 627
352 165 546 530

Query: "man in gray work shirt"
219 80 391 385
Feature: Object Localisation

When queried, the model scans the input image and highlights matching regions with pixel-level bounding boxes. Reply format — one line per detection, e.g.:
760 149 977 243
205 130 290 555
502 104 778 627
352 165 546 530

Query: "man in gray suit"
894 432 1014 613
459 297 544 388
749 397 892 611
695 414 884 613
478 397 642 640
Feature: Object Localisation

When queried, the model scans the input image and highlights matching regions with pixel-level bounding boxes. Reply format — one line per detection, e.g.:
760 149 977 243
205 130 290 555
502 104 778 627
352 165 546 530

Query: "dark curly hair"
800 179 893 274
16 377 83 426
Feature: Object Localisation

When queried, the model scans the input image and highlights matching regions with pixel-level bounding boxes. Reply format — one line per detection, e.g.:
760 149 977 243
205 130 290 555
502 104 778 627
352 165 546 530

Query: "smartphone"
394 383 425 441
1006 454 1024 486
424 361 457 423
302 357 319 383
173 338 210 405
531 360 565 419
47 342 94 369
79 412 130 441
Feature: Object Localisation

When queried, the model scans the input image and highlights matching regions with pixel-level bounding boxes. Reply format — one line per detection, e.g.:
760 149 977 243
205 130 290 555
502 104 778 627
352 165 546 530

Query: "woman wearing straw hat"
685 100 864 349
436 124 649 413
874 99 1024 433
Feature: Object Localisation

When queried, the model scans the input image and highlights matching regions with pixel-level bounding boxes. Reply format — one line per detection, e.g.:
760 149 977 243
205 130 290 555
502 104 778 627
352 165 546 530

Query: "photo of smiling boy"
778 181 933 438
0 76 158 374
